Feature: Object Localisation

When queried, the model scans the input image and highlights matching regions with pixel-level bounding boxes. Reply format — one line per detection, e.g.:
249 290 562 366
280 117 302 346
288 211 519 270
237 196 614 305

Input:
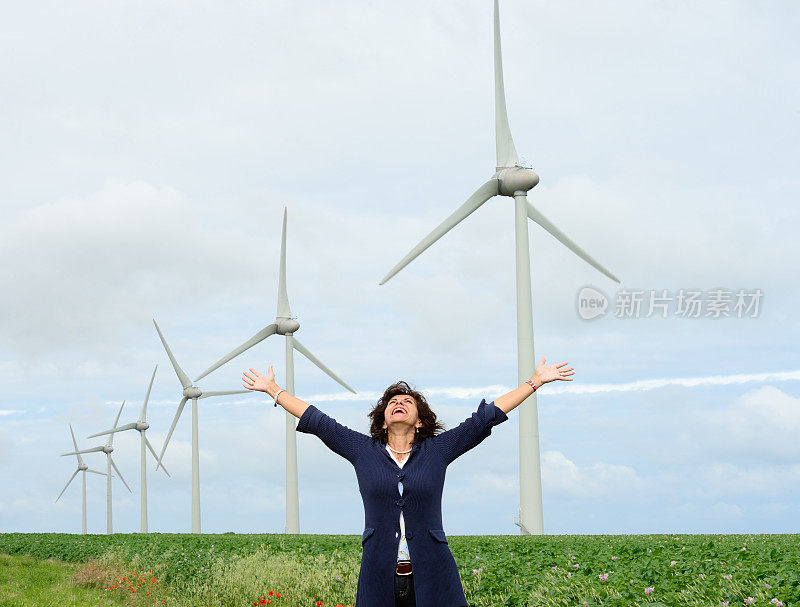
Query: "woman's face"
382 393 423 433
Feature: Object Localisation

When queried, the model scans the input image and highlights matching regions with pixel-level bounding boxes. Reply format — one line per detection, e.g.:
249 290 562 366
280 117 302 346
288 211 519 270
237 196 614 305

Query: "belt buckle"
395 560 412 576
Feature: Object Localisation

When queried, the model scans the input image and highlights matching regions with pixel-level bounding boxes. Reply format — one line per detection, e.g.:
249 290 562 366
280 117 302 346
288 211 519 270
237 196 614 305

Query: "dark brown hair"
368 380 445 443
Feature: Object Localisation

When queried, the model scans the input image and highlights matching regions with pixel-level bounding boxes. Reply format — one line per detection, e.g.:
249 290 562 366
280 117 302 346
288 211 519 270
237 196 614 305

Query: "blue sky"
0 0 798 535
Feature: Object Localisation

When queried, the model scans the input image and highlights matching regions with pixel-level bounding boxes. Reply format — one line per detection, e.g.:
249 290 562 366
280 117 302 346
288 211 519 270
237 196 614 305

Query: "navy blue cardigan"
296 398 509 607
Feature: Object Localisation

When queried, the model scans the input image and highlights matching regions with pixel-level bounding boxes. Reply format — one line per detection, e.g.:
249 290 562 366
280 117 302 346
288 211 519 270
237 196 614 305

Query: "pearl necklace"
388 444 413 454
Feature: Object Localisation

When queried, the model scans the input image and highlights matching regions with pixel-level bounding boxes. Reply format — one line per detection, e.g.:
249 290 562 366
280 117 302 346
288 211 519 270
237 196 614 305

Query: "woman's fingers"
249 367 262 377
243 371 257 382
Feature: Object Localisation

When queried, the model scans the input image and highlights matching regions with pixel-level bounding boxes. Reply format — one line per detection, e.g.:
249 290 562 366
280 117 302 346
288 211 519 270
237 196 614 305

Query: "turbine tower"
379 0 620 535
56 424 108 534
87 365 171 533
194 207 356 534
152 319 254 534
61 402 132 534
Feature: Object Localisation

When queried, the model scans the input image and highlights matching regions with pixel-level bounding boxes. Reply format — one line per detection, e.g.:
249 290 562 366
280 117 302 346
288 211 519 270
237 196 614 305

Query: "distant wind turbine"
87 365 170 533
56 424 108 534
61 402 132 534
379 0 620 535
152 319 254 534
193 207 356 534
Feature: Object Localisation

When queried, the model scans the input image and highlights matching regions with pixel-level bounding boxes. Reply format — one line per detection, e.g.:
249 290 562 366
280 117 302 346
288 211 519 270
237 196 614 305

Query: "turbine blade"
56 469 79 502
153 319 192 389
277 207 291 318
146 437 171 477
109 456 132 493
155 396 188 472
107 401 126 448
86 469 107 476
193 324 278 382
140 364 158 423
525 197 621 283
87 423 137 438
494 0 519 168
61 446 105 456
68 424 85 466
198 389 252 399
379 179 499 285
293 338 356 393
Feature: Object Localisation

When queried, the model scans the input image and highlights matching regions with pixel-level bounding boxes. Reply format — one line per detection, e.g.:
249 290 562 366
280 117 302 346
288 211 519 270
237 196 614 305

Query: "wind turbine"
61 402 132 534
87 365 170 533
193 207 356 534
152 319 254 534
379 0 620 535
56 424 108 534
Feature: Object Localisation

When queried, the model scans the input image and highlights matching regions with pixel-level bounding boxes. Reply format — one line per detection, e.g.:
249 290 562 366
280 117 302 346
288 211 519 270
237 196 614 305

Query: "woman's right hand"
242 365 278 395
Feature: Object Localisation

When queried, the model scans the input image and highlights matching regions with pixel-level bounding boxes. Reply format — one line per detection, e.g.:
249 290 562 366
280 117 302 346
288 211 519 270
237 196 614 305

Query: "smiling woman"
241 358 574 606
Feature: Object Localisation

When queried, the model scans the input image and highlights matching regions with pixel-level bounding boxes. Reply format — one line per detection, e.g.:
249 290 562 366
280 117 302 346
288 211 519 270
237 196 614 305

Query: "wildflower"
599 573 609 582
766 584 772 589
720 602 729 606
573 563 580 569
611 556 617 561
723 574 732 580
670 561 676 567
745 598 754 605
552 566 557 570
644 587 654 594
699 573 705 579
567 573 572 578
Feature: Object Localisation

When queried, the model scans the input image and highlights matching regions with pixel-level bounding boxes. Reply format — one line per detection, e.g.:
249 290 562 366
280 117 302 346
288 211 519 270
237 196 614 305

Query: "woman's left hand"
534 357 574 384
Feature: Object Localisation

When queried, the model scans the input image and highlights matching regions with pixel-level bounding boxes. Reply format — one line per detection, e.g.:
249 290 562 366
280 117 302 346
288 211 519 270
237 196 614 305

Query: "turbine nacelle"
496 166 540 197
136 421 150 431
78 462 88 471
276 317 300 335
183 386 202 399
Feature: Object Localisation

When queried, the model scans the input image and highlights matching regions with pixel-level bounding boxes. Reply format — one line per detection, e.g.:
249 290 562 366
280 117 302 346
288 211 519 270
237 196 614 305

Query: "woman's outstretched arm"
493 357 574 414
242 365 309 419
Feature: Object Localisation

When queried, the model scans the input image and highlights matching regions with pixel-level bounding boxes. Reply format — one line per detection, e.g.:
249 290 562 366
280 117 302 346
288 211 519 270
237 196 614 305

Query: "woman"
242 356 573 607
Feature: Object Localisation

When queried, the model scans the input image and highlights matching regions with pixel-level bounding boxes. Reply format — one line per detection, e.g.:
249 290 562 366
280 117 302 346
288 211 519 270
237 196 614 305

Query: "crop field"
0 533 798 607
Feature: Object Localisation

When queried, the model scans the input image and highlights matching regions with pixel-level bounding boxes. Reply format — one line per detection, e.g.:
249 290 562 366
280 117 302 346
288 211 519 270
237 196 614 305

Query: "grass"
2 533 799 606
0 552 130 607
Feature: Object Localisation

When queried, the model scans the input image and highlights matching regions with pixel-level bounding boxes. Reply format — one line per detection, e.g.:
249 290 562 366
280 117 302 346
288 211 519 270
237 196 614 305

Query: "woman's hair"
368 380 446 443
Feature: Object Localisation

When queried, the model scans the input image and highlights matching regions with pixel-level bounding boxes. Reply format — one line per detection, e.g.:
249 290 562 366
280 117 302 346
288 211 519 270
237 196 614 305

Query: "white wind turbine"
56 424 108 534
152 319 254 534
379 0 620 535
87 365 171 533
193 207 356 534
61 401 133 534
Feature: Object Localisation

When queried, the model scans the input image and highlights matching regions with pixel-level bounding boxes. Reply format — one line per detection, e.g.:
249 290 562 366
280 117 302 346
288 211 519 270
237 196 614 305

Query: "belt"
395 560 412 575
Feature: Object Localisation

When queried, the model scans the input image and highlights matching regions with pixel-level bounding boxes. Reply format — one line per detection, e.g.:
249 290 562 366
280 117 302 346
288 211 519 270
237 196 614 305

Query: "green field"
0 533 797 606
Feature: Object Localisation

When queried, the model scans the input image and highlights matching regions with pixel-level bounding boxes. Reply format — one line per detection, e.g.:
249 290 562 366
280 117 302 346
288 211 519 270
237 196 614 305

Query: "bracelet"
525 378 539 392
273 389 285 407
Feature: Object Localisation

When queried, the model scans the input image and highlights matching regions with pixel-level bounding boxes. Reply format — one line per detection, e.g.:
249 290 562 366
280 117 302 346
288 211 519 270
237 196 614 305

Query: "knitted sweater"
296 398 509 607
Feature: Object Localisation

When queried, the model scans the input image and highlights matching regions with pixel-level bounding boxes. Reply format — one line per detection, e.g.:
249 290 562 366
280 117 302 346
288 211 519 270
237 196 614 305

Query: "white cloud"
541 450 644 499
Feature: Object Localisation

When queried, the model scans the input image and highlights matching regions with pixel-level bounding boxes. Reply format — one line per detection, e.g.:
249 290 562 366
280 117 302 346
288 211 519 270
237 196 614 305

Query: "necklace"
388 444 413 454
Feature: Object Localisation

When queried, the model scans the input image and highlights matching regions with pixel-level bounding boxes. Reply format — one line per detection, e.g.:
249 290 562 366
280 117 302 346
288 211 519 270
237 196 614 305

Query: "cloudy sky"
1 0 798 536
